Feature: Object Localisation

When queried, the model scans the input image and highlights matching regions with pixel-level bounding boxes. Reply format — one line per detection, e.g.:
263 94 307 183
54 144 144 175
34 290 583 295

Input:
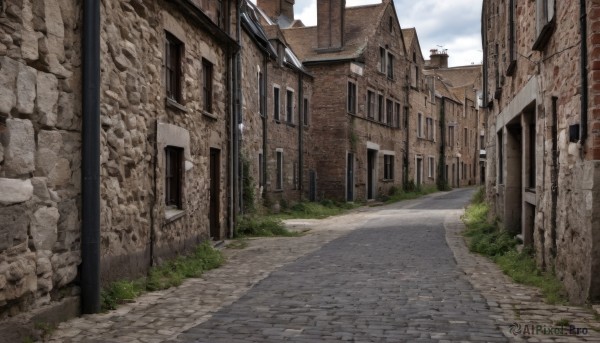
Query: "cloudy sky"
265 0 484 67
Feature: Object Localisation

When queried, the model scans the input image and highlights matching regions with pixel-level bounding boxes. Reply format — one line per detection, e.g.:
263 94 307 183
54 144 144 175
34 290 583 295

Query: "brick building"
482 0 600 303
281 0 408 202
240 1 313 211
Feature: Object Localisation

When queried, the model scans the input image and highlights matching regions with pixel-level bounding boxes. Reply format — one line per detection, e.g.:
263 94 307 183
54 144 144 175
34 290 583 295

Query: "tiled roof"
282 3 387 63
402 28 416 51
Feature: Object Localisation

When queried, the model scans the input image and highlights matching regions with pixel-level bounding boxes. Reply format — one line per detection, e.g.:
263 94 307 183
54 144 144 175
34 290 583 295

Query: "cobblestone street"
49 189 600 342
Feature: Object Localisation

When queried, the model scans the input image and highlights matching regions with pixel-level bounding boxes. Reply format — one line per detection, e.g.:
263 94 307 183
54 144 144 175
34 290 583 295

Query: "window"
347 81 357 114
276 150 283 190
378 94 384 122
286 89 294 123
507 0 517 75
258 70 265 116
273 86 280 120
388 16 393 32
217 0 224 29
379 47 386 73
428 157 435 178
202 59 213 113
165 146 183 208
533 0 555 50
448 126 455 147
386 99 393 125
498 131 504 184
303 98 309 126
394 102 401 129
417 113 423 138
480 135 485 149
387 52 394 79
464 127 468 146
529 123 536 188
426 118 434 140
165 32 183 103
384 155 394 180
367 90 375 119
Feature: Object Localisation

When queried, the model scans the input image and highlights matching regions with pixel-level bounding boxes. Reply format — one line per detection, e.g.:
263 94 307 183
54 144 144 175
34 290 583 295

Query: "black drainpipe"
298 73 304 195
81 0 101 314
580 0 588 144
262 54 268 198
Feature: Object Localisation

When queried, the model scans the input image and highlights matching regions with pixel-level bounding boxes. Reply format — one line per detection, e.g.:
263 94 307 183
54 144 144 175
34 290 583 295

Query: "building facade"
482 0 600 303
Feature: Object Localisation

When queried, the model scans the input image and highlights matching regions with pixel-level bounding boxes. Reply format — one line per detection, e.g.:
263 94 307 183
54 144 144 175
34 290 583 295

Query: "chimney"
317 0 345 50
257 0 295 21
429 49 449 69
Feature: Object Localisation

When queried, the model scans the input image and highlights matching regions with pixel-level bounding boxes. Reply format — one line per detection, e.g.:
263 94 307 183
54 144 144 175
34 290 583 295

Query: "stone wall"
99 0 231 280
0 0 82 317
483 0 600 303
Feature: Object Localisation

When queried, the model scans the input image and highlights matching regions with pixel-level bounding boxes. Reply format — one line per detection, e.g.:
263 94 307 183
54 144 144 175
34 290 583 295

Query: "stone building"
404 29 439 188
0 0 239 320
281 0 408 202
240 0 313 210
482 0 600 303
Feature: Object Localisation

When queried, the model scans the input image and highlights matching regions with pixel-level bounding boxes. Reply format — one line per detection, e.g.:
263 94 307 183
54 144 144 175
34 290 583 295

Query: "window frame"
383 155 394 180
202 58 213 114
276 150 283 190
428 156 435 178
165 31 183 104
385 98 393 125
367 90 376 119
303 97 309 126
347 81 357 114
533 0 555 51
258 68 265 116
165 146 184 209
273 85 281 121
378 94 384 122
387 52 394 80
417 113 424 138
286 88 294 124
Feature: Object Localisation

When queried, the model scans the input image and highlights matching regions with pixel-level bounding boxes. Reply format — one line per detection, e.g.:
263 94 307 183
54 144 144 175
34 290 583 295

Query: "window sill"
202 110 218 120
165 208 186 224
166 98 188 113
382 179 394 183
274 119 281 124
286 122 296 128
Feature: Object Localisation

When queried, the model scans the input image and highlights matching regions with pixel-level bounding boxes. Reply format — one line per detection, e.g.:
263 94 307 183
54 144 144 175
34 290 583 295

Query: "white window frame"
428 156 435 178
417 113 424 138
286 87 295 124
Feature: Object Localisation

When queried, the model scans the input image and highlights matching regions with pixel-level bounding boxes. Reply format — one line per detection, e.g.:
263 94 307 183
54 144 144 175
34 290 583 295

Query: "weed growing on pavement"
226 239 249 249
272 200 359 220
100 242 224 311
385 185 438 204
463 187 568 305
234 216 301 238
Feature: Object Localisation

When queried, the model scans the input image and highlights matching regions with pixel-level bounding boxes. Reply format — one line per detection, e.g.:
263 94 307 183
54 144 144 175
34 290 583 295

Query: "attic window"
389 17 393 32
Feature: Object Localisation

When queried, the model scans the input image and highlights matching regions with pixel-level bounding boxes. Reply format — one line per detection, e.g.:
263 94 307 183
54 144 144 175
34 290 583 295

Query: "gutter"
81 0 101 314
580 0 588 144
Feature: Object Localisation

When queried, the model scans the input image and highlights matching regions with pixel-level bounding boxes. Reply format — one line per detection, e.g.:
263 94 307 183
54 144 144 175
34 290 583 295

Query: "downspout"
404 74 410 187
439 97 447 189
580 0 588 145
81 0 101 314
229 0 242 238
298 73 304 196
262 54 268 200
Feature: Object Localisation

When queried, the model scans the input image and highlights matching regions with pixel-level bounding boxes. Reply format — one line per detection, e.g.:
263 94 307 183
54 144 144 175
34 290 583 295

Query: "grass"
101 242 223 311
226 239 249 249
463 187 568 305
271 200 360 220
234 216 302 238
385 185 438 204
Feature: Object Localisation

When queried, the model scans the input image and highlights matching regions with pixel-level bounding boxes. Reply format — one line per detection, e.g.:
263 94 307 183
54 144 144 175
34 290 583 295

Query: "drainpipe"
551 96 559 259
231 0 242 236
81 0 101 314
298 73 304 195
262 54 268 199
580 0 588 145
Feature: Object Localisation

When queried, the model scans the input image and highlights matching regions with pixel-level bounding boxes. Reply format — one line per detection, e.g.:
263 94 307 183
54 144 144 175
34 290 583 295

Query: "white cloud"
291 0 482 67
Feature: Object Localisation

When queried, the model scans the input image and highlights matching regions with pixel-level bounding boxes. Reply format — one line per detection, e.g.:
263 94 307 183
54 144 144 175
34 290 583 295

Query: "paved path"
48 188 600 342
178 188 507 342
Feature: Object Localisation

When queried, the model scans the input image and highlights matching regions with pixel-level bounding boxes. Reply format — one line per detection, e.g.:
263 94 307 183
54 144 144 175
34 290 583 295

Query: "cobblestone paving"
177 188 508 342
48 188 600 343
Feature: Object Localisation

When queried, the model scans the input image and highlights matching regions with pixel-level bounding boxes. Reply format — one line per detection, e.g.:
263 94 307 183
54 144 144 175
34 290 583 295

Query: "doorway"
209 148 220 240
367 149 377 199
346 153 354 202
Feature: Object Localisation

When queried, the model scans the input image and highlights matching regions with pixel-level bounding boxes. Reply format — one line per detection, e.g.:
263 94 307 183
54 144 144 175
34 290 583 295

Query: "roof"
282 3 387 63
402 28 416 51
433 65 482 89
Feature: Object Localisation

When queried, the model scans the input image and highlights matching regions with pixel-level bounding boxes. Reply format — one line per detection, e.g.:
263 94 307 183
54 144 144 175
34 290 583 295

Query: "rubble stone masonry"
483 0 600 303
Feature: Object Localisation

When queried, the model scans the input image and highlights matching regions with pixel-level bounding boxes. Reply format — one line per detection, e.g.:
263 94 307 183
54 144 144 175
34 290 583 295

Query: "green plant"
100 242 223 311
462 193 568 305
226 239 249 250
22 337 34 343
403 179 419 192
34 322 57 340
241 156 256 214
385 185 438 204
235 216 300 238
555 318 570 326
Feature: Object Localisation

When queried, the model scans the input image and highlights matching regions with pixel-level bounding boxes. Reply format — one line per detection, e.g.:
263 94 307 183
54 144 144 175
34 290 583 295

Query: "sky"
257 0 483 67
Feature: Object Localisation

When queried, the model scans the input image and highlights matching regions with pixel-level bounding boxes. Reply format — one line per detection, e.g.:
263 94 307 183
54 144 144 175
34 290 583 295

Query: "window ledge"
202 110 218 120
287 123 296 128
532 21 555 51
166 98 188 113
274 119 281 124
165 208 186 224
